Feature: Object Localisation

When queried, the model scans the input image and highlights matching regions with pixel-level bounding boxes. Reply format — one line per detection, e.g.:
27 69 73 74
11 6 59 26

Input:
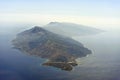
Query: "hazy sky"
0 0 120 30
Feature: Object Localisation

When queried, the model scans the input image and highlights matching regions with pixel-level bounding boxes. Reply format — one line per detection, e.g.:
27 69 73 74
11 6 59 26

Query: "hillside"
44 22 103 37
12 26 91 71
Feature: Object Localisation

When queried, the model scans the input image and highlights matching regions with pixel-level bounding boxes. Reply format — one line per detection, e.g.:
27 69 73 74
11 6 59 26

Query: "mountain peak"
12 26 91 71
31 26 45 33
44 22 103 37
48 22 60 25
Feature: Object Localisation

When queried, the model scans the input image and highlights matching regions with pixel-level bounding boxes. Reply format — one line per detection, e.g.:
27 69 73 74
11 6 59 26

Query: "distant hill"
44 22 103 37
12 26 91 71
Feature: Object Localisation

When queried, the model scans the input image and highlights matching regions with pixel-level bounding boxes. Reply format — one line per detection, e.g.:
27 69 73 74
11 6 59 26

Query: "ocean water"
0 28 120 80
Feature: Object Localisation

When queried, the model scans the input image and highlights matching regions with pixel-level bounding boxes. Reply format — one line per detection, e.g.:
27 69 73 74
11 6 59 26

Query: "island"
12 26 92 71
44 22 103 37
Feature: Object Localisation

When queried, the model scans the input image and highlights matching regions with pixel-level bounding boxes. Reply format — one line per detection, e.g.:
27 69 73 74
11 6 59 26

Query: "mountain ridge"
44 22 103 37
12 26 91 71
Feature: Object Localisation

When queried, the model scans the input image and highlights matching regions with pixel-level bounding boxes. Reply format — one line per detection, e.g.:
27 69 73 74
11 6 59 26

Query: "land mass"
44 22 103 37
12 26 91 71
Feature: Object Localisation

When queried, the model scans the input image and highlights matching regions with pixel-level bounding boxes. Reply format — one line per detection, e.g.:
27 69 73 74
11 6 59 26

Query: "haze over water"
0 0 120 80
0 23 120 80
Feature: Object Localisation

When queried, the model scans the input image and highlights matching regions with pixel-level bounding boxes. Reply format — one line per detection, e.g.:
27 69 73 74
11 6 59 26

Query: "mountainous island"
12 26 92 71
44 22 103 37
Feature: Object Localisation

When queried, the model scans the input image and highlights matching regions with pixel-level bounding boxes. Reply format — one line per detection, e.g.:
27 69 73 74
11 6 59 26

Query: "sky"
0 0 120 30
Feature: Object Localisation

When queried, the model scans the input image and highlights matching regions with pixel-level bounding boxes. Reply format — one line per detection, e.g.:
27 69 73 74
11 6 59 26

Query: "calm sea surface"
0 29 120 80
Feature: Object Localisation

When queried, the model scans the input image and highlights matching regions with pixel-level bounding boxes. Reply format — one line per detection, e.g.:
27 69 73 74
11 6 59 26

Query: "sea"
0 25 120 80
